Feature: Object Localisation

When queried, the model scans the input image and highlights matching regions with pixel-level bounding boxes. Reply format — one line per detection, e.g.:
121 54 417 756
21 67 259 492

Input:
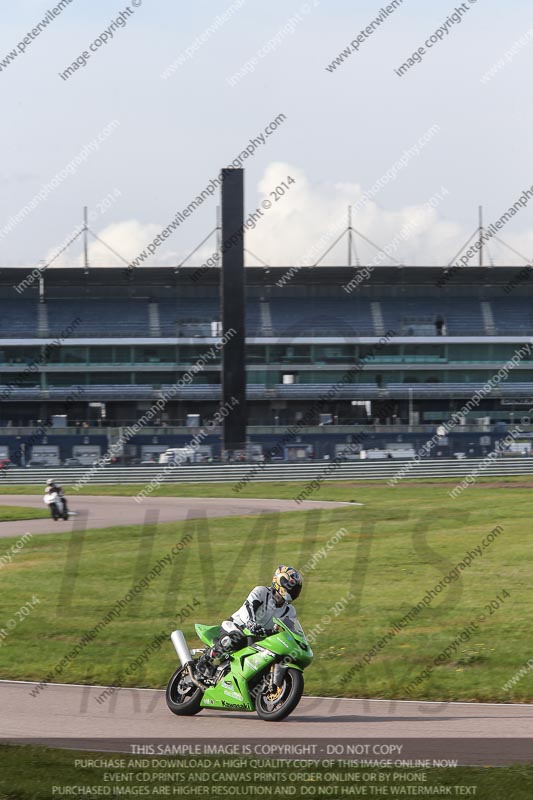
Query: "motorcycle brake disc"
266 686 283 702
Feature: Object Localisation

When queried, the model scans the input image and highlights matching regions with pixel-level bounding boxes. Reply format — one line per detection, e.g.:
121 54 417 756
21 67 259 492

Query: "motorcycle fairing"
194 623 222 646
200 642 261 711
199 625 309 711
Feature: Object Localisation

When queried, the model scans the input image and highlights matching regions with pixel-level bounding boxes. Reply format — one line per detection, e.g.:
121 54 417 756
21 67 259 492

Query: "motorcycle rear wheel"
166 666 203 716
254 668 304 721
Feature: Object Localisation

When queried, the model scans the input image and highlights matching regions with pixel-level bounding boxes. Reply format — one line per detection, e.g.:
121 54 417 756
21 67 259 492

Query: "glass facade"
3 342 532 383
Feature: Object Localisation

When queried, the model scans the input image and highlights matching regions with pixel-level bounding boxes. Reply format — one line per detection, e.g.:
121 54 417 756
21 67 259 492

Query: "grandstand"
0 264 532 464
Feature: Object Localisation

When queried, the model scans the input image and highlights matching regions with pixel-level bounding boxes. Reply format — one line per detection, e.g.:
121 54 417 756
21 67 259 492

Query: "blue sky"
1 0 532 267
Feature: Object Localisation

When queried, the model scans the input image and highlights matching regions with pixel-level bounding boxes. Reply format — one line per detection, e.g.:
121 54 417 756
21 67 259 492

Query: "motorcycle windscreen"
278 617 305 637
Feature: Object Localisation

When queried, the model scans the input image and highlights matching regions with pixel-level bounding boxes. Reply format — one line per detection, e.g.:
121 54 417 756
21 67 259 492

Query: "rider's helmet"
272 565 302 603
46 478 55 486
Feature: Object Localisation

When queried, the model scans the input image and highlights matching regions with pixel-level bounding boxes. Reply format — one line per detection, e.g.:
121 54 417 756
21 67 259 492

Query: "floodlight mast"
84 206 89 272
479 205 483 268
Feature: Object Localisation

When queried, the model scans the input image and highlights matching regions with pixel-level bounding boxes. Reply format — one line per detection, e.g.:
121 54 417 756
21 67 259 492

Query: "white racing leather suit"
222 585 298 635
203 586 299 667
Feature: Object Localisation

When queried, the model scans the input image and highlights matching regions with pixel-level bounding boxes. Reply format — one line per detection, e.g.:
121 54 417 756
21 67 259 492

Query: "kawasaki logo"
222 700 247 710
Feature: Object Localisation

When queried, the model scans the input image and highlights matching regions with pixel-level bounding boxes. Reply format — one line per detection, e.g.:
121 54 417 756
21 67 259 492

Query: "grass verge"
0 505 48 522
0 473 530 499
0 478 531 702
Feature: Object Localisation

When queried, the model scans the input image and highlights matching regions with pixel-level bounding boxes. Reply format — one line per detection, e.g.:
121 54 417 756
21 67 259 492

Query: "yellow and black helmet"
272 565 302 603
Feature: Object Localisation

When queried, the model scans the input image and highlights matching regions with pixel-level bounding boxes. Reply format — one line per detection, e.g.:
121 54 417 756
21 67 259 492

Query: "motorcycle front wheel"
254 668 304 721
166 666 203 716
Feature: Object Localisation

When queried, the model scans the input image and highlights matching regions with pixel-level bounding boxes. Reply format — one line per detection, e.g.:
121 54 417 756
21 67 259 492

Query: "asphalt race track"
0 495 355 538
1 680 532 765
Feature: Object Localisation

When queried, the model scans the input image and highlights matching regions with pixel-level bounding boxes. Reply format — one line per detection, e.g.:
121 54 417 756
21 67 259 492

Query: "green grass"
0 477 532 703
0 473 531 499
1 745 532 799
0 505 47 522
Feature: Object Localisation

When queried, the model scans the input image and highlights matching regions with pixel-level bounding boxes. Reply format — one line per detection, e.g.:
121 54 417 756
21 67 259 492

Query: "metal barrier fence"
2 458 533 486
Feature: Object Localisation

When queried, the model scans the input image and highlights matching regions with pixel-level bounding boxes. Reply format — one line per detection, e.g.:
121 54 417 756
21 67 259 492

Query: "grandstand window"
505 371 533 382
89 347 115 364
359 345 399 362
86 373 134 385
271 346 311 364
132 372 176 385
0 372 39 388
134 346 175 364
447 344 493 362
402 344 444 362
248 370 266 382
175 371 218 385
47 373 86 387
179 345 220 365
444 343 533 363
300 371 340 384
246 346 266 364
486 344 513 361
0 347 40 365
54 346 87 365
114 347 133 364
314 345 354 364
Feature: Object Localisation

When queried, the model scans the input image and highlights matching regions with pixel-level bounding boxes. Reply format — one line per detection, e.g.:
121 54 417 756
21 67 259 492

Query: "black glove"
248 622 266 636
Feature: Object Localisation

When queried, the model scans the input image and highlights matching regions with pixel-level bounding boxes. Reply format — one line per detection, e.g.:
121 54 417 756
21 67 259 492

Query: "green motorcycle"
166 617 313 721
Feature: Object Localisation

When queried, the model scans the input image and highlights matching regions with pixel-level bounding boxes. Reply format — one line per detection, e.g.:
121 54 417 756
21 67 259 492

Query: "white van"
159 447 194 465
158 446 211 465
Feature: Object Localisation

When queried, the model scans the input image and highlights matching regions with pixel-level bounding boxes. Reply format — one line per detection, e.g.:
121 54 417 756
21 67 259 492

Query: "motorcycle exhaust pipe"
170 630 208 690
170 630 193 667
186 663 208 690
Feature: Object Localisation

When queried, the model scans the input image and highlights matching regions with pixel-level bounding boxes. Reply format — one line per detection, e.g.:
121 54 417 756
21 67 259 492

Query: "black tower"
221 168 247 453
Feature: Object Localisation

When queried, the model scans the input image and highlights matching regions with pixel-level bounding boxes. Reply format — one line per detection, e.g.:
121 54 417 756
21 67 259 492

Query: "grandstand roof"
1 265 531 296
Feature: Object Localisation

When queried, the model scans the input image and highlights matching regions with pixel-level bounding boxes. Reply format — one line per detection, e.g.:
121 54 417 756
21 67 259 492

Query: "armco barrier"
2 458 533 486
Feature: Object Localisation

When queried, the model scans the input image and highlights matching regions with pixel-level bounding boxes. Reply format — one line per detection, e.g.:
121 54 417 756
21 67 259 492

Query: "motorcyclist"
44 478 69 518
197 565 303 677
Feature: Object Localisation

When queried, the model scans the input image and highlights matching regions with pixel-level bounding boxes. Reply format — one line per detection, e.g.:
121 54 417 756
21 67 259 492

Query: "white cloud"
44 220 169 268
86 221 168 267
234 162 456 267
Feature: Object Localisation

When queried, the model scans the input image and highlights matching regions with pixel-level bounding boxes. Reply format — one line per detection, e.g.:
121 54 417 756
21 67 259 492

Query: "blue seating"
269 297 375 336
0 294 531 339
45 300 149 337
0 301 38 337
490 299 532 335
159 298 219 337
380 299 484 335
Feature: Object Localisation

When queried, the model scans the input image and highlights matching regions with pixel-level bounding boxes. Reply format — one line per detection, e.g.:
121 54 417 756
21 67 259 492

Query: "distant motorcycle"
44 491 68 521
166 616 313 721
